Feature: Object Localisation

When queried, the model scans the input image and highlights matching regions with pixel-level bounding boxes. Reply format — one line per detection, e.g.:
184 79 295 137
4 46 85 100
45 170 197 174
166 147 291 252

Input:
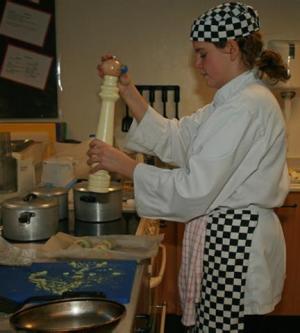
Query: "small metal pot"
73 181 122 222
2 194 59 242
31 186 69 221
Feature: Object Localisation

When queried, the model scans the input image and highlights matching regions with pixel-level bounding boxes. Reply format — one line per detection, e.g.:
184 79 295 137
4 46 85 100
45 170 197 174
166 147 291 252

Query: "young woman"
87 2 290 332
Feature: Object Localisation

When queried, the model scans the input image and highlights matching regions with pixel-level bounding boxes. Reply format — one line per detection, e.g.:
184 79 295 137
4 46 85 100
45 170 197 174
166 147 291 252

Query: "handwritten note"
0 1 50 47
0 45 53 90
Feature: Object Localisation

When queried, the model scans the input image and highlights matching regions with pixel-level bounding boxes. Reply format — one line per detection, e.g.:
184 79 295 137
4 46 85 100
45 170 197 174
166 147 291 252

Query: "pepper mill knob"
101 58 122 77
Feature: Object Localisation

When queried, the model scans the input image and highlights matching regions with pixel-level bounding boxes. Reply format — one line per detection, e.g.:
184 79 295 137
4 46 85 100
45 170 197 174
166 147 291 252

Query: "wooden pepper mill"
88 58 122 193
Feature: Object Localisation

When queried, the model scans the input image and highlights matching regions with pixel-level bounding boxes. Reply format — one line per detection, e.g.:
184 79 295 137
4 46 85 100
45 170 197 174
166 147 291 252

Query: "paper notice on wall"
0 1 50 47
0 45 52 90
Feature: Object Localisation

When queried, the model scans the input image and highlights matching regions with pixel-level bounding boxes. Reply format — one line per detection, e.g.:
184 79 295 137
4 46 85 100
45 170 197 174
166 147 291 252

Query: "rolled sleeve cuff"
132 163 163 219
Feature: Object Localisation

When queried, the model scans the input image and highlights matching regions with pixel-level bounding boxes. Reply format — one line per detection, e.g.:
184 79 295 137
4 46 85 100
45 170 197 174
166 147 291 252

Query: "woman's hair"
214 32 290 84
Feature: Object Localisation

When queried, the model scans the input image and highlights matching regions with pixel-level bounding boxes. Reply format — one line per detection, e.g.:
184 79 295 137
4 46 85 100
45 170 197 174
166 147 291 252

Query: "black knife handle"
174 86 180 103
149 88 155 106
174 86 180 119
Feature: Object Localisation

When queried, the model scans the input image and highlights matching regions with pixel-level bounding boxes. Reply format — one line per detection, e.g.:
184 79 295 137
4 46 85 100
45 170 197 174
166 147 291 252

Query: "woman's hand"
87 138 139 179
96 54 148 123
96 54 131 89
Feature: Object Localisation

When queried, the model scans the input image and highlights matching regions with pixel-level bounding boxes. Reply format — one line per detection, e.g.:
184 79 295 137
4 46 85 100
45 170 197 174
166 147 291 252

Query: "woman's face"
192 40 234 89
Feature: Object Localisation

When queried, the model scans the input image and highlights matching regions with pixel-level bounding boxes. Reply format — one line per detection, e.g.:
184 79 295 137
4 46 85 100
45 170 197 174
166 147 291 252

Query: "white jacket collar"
213 70 260 106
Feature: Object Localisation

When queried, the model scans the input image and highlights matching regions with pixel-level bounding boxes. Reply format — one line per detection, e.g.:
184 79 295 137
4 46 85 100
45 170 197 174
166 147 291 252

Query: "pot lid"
74 181 122 193
2 194 58 209
32 186 68 197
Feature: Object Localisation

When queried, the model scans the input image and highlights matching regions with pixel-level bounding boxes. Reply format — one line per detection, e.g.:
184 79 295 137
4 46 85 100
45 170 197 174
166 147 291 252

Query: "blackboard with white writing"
0 0 58 119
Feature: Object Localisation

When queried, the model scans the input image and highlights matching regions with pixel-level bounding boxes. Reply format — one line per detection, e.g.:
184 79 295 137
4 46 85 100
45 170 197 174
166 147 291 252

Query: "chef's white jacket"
126 70 290 315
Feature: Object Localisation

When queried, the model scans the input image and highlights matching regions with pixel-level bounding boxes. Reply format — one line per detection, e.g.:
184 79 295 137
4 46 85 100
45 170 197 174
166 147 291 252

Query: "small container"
2 194 59 242
73 181 122 222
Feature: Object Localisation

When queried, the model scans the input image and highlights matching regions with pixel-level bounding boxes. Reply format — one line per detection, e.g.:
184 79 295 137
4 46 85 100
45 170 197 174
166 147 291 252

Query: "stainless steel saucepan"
2 193 59 242
9 296 126 332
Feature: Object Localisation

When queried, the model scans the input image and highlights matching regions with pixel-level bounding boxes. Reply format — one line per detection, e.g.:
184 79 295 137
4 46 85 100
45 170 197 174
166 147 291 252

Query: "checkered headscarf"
190 2 260 42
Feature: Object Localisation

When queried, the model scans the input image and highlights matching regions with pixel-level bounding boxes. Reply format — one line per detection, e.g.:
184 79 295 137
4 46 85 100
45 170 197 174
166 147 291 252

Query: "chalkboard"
0 0 58 119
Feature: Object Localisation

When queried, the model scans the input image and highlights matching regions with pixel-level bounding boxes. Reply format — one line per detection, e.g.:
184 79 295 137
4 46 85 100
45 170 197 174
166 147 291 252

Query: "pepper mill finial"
101 58 122 76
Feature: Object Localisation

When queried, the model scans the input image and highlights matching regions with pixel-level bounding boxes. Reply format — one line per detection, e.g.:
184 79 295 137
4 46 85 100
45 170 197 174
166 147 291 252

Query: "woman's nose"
195 57 203 69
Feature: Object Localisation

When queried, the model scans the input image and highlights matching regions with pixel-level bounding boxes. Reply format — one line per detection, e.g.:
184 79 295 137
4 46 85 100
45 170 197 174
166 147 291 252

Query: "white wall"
54 0 300 155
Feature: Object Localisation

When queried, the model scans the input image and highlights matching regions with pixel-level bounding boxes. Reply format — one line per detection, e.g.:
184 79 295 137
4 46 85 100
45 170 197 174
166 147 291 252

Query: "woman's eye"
200 53 207 59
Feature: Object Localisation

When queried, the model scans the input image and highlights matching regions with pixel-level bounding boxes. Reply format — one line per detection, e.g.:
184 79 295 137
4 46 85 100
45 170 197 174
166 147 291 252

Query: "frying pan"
9 296 126 332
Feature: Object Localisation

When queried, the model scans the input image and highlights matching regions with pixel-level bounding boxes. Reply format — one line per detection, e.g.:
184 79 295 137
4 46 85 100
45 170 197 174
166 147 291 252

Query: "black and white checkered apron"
191 208 258 333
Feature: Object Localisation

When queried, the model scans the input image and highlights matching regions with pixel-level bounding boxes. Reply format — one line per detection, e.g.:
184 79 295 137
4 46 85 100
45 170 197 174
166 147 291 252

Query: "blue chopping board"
0 260 137 305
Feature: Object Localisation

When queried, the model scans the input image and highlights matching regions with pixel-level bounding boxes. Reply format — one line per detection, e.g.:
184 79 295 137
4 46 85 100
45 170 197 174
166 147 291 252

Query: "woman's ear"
226 39 240 61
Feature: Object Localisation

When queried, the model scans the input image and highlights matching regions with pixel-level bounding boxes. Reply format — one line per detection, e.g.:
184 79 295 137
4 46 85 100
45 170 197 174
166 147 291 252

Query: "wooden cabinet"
152 221 184 315
272 191 300 315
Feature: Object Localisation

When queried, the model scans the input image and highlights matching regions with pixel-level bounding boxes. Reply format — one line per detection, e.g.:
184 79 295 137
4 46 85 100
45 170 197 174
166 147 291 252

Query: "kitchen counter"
0 261 148 333
0 217 157 333
114 261 149 333
290 183 300 192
